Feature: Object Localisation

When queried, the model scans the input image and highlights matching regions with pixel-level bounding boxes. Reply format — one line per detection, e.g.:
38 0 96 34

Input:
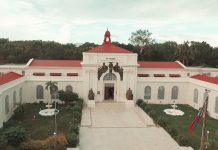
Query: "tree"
129 29 155 55
45 81 58 103
4 126 26 148
177 41 191 66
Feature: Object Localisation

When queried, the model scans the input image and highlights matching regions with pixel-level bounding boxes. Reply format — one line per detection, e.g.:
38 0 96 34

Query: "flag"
188 103 205 134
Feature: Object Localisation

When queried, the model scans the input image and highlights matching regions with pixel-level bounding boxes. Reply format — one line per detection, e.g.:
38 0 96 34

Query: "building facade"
1 30 218 127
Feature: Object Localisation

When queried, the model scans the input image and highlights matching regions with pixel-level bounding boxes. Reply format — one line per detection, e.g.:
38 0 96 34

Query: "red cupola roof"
86 29 133 54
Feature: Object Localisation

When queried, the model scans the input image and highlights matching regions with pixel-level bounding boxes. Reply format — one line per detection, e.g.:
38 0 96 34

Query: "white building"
1 30 218 127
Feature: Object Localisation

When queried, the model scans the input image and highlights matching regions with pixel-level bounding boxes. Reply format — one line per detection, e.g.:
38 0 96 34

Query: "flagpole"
199 89 209 150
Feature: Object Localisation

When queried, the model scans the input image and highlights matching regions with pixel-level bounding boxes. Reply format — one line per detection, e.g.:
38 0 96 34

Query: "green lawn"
0 103 79 149
147 104 218 150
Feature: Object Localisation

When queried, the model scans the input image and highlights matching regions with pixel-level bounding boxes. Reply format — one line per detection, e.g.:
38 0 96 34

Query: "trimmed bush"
77 98 84 108
143 106 151 113
66 132 79 147
72 111 82 122
72 105 81 112
71 118 80 125
166 126 178 138
4 126 26 147
68 124 79 134
139 102 146 109
13 105 25 119
136 99 143 106
157 116 167 128
148 110 157 123
177 135 189 146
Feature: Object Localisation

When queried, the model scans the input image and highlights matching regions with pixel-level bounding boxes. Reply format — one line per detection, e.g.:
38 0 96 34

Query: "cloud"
0 0 218 46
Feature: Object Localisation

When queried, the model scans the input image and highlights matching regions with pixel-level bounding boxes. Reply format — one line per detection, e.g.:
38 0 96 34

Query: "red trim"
138 61 184 69
138 74 149 77
154 74 165 77
191 74 218 84
33 72 45 76
50 73 62 76
169 74 181 77
67 73 78 76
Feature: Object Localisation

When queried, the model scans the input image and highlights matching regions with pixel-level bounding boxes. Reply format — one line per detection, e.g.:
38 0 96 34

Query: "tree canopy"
0 29 217 67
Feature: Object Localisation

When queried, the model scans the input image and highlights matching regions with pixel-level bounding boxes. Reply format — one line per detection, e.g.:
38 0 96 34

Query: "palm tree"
45 81 58 104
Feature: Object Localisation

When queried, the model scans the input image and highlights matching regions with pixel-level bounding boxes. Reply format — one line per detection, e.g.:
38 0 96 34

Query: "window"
171 86 179 99
66 85 73 92
103 73 116 80
13 91 16 108
215 97 218 113
5 95 9 114
158 86 165 99
144 86 151 99
36 85 44 99
19 88 22 103
193 89 198 103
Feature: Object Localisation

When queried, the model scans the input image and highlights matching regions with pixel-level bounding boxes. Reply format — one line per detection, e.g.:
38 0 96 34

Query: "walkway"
80 102 181 150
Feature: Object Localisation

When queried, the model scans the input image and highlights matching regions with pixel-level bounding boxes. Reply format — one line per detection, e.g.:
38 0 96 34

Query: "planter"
125 100 134 108
87 100 95 108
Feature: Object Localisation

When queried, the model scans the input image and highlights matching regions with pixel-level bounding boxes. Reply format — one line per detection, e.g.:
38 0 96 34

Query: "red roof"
191 74 218 85
138 61 184 69
0 72 23 86
86 43 133 53
29 60 82 67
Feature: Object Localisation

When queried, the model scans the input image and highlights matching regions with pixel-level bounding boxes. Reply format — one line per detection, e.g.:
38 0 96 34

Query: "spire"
103 29 111 43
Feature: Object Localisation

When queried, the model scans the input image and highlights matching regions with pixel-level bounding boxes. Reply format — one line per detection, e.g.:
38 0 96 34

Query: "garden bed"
136 99 218 150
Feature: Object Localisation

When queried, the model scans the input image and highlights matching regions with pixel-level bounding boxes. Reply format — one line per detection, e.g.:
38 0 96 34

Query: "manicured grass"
147 104 218 150
0 103 79 149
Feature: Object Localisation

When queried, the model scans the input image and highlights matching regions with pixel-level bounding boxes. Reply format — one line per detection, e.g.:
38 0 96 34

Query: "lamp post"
200 89 210 150
53 92 58 135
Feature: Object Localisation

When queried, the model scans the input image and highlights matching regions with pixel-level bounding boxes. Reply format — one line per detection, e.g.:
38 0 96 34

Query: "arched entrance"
103 73 117 101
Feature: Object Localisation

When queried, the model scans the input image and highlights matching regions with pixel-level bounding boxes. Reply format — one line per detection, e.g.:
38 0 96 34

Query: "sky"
0 0 218 47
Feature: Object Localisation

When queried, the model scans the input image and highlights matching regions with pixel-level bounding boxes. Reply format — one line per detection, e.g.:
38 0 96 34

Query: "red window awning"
67 73 78 76
154 74 165 77
50 73 62 76
138 74 149 77
33 72 45 76
169 74 181 77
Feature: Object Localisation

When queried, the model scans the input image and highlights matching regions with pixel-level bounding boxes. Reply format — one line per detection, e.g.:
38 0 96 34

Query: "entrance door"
104 85 114 100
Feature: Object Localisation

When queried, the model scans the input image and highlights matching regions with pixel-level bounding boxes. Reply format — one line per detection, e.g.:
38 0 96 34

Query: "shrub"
72 111 82 122
166 126 178 138
139 102 146 109
136 99 143 106
68 124 79 134
20 133 67 150
143 106 151 113
148 110 157 123
72 105 81 112
157 116 167 128
177 135 189 146
66 132 79 147
13 105 25 119
71 118 80 125
4 126 26 147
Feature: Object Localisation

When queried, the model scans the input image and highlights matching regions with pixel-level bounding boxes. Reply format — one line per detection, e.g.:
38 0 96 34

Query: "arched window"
215 97 218 113
158 86 165 99
13 91 16 108
144 86 151 99
19 88 22 103
5 95 9 114
36 85 44 99
66 85 73 92
103 73 116 80
171 86 179 99
193 89 198 103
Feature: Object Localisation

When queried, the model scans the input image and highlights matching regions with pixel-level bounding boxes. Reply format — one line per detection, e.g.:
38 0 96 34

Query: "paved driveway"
80 102 181 150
